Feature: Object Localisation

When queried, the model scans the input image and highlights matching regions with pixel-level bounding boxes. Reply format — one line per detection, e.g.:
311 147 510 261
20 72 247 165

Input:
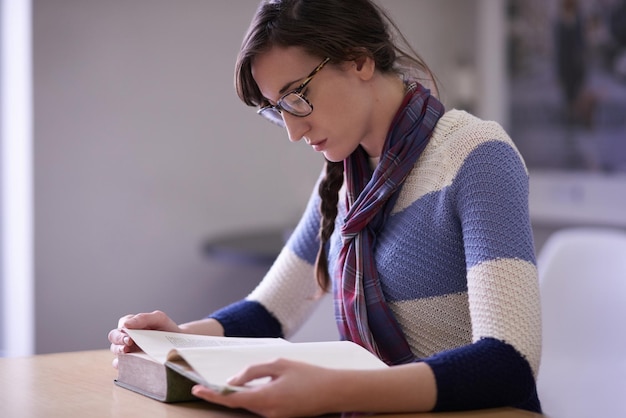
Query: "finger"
108 328 136 351
116 314 134 329
121 310 176 331
108 328 128 345
191 385 246 409
112 356 119 369
227 360 282 386
109 343 137 355
119 313 146 329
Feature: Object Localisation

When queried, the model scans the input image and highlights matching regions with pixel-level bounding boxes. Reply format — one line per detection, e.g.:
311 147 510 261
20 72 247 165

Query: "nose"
282 113 309 143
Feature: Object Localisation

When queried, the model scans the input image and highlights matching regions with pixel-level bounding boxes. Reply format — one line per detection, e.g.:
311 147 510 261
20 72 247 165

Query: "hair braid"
315 160 344 291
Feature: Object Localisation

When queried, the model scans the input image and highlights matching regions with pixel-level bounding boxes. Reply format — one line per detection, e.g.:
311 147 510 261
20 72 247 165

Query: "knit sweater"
210 109 542 412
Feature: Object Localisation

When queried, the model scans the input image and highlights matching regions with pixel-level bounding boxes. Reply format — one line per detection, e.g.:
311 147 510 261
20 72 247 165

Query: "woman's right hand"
108 310 181 359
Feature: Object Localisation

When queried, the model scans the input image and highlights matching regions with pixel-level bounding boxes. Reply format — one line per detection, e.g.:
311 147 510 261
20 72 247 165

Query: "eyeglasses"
257 57 330 128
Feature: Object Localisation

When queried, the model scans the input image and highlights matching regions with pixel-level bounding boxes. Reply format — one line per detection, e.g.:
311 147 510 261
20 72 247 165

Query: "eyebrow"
262 78 302 106
278 77 304 96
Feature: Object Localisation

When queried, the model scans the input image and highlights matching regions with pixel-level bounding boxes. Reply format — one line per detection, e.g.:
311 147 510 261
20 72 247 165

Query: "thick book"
114 329 388 403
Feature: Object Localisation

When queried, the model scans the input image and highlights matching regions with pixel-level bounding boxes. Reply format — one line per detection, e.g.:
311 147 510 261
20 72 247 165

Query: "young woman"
108 1 542 416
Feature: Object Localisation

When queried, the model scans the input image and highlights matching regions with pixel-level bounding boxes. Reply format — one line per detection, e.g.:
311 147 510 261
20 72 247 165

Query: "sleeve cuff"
208 299 283 338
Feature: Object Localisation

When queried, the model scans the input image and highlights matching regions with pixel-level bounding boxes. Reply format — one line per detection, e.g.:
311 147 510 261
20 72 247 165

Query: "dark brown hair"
235 0 436 291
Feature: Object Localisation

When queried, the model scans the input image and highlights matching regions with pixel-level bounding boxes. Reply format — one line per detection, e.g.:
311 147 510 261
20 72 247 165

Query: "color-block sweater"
210 110 542 412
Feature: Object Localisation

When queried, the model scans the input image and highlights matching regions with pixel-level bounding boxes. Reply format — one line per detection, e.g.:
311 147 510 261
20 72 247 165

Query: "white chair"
536 227 626 418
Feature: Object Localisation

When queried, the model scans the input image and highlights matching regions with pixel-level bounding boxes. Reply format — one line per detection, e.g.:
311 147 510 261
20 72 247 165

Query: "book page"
124 328 288 364
173 340 389 392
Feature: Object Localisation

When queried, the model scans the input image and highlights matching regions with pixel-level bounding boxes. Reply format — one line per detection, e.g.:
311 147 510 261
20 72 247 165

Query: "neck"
360 74 407 158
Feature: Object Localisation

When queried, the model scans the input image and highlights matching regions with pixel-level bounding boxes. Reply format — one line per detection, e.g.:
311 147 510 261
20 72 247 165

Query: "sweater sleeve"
426 338 541 412
423 137 542 412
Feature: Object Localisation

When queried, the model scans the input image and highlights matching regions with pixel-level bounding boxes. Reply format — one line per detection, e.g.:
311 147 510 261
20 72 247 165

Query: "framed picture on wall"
507 0 626 173
506 0 626 231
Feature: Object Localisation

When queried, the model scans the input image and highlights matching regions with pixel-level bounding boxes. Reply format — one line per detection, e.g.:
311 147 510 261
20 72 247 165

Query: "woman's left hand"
191 358 340 418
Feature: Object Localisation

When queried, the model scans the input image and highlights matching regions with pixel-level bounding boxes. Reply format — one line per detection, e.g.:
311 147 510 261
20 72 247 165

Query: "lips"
308 138 327 152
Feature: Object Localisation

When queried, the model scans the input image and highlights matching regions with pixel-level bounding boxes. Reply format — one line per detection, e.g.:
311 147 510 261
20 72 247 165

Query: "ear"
351 54 376 81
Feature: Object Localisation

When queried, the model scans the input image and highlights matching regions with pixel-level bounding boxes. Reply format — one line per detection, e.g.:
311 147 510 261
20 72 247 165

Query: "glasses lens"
280 93 313 116
258 107 285 127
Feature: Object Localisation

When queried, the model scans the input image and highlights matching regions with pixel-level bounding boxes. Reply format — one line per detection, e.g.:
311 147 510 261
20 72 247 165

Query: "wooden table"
0 350 544 418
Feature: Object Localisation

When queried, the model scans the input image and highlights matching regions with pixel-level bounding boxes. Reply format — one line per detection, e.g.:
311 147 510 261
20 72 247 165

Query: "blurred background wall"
1 0 623 355
21 0 480 355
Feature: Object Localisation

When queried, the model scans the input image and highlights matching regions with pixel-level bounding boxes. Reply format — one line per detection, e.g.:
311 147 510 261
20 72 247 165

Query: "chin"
322 150 348 163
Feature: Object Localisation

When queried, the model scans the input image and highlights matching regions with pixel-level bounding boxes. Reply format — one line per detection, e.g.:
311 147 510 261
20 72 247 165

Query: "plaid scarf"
335 82 444 365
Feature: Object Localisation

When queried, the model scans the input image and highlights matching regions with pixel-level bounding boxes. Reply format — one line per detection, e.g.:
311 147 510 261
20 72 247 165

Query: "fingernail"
123 336 131 345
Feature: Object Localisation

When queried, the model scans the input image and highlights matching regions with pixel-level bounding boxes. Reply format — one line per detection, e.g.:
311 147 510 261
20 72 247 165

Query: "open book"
114 329 388 403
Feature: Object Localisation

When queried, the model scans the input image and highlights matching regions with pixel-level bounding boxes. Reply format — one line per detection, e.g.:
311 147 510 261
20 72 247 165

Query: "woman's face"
251 46 381 161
